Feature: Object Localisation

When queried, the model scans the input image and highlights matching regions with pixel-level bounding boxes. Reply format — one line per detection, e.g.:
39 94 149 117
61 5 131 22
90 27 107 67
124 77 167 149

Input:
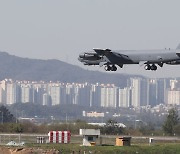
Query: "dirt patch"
0 147 11 154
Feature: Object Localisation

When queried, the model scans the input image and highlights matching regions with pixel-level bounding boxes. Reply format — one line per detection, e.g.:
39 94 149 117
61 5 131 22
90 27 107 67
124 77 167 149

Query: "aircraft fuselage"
78 46 180 71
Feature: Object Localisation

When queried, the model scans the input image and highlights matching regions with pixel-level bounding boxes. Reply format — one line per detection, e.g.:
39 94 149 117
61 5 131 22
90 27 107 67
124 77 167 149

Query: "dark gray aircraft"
78 44 180 71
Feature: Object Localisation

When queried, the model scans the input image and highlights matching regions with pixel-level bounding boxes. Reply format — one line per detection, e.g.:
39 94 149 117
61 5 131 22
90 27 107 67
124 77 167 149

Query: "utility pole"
65 113 67 124
16 110 18 123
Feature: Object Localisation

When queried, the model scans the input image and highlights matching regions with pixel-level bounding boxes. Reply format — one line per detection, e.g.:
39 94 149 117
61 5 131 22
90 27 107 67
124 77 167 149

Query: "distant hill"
0 52 139 87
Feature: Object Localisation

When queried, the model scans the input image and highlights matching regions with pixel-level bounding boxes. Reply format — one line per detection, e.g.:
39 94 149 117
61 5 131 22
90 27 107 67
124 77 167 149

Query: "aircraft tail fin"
176 43 180 49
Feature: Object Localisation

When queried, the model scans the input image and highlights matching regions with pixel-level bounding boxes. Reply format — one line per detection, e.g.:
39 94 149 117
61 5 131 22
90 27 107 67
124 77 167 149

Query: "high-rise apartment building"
43 93 51 106
90 84 101 107
66 84 75 105
118 87 131 108
149 79 157 106
0 79 9 104
48 83 61 105
128 78 149 107
170 79 179 90
77 83 91 106
129 78 141 107
149 79 167 106
6 82 21 105
140 79 149 106
33 83 47 105
156 79 166 104
100 85 117 108
21 84 33 103
167 90 180 105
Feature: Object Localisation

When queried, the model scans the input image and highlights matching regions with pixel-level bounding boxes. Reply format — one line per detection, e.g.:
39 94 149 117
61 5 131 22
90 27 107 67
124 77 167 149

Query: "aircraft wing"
93 48 111 55
93 48 133 65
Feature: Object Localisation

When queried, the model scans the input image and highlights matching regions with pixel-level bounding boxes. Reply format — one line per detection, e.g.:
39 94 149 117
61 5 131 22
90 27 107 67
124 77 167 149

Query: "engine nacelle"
79 53 101 60
166 60 180 65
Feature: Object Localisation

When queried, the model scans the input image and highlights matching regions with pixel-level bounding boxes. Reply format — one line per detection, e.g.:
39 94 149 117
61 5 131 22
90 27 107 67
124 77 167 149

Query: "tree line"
0 105 179 136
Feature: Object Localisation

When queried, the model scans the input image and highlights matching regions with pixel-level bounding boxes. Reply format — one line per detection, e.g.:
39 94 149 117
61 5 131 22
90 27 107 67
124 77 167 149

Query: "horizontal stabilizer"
176 43 180 49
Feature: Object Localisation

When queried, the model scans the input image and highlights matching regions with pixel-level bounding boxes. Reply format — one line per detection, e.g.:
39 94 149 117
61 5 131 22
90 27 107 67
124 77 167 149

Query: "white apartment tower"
6 82 20 105
90 84 101 107
128 78 149 107
167 90 180 105
130 78 141 107
118 88 131 108
21 84 33 103
0 80 7 104
48 84 61 105
100 85 117 108
43 93 51 106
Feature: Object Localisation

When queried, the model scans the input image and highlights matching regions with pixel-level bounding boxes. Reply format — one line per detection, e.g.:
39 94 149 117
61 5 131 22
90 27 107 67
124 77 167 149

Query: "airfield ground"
0 134 179 153
0 143 180 154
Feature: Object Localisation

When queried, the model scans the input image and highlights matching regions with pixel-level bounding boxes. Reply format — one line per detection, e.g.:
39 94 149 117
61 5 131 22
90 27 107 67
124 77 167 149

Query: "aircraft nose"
78 57 82 62
78 53 84 62
79 53 85 58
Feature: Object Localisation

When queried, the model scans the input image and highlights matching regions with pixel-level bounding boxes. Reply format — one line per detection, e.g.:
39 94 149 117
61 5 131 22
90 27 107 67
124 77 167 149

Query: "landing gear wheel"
144 64 151 70
150 64 157 71
111 65 117 71
104 65 111 71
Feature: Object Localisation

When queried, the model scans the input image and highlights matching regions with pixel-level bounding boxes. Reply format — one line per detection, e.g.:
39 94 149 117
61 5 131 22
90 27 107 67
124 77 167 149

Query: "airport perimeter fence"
0 134 46 145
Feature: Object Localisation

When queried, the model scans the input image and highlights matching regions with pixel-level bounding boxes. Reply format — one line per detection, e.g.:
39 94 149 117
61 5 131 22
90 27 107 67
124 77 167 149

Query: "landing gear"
150 64 157 71
104 65 111 71
104 65 117 71
111 65 117 71
144 64 151 70
144 64 157 71
158 62 163 68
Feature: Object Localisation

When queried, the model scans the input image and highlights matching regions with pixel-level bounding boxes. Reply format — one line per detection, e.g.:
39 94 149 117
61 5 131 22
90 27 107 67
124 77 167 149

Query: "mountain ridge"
0 51 140 87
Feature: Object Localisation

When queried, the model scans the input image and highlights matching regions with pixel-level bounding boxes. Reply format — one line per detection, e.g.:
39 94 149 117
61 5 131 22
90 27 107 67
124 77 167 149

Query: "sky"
0 0 180 78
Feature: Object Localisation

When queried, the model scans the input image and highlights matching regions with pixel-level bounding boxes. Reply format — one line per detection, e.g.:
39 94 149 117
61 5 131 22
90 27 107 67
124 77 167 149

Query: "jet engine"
79 53 101 60
166 60 180 65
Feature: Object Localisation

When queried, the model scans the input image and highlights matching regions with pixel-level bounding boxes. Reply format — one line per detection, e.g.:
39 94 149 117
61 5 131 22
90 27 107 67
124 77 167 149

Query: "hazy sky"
0 0 180 78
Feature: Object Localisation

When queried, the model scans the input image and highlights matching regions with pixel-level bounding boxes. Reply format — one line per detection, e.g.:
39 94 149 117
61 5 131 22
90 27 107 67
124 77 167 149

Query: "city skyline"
0 78 179 108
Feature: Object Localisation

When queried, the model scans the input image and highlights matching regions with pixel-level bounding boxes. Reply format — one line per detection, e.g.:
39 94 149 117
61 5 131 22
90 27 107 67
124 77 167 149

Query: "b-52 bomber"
78 44 180 71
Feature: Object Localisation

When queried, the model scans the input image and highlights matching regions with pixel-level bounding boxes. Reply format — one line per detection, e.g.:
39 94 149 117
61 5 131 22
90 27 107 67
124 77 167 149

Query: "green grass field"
25 143 180 154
